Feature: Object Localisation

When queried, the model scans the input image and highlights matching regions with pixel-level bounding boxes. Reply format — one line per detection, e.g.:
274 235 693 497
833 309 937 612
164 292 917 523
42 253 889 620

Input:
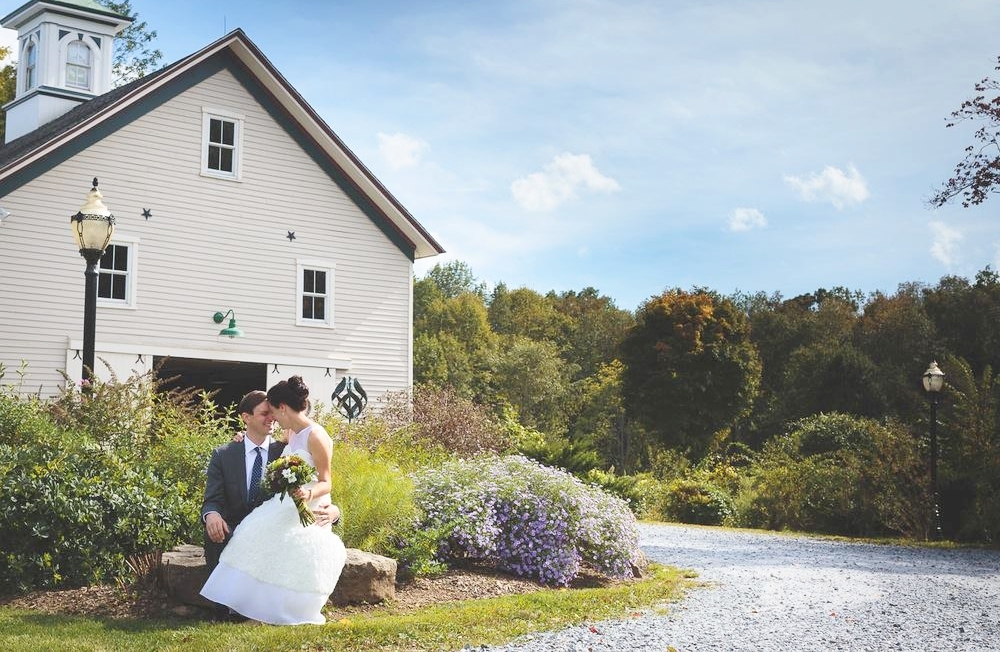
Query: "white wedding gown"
200 425 347 624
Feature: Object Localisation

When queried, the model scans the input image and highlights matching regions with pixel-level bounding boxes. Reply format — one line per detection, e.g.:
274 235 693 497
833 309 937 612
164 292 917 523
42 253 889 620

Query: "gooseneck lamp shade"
923 361 945 393
70 178 116 254
213 310 244 338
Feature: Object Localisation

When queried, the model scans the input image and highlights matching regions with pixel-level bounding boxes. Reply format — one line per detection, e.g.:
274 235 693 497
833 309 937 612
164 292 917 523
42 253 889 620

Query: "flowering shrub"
412 455 641 585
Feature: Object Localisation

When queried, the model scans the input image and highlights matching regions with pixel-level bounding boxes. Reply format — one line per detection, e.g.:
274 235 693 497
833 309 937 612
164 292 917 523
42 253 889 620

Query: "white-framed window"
98 239 138 308
24 40 37 90
201 108 244 180
66 40 92 89
296 259 334 328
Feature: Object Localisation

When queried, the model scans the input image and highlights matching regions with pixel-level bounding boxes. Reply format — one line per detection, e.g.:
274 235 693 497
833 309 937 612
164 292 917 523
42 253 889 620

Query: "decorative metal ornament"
286 230 296 241
332 376 367 423
142 208 152 219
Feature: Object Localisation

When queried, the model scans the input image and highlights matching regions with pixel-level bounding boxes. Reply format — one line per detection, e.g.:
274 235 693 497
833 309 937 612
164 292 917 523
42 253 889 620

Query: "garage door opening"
154 356 267 412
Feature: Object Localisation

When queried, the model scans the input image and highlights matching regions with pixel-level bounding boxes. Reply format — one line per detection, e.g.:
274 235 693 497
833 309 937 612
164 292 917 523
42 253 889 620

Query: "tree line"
415 261 1000 541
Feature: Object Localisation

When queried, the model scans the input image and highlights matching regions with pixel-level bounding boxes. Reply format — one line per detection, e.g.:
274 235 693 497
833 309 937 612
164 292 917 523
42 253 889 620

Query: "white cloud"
729 207 767 232
929 221 963 266
377 132 428 170
784 164 870 209
511 153 620 212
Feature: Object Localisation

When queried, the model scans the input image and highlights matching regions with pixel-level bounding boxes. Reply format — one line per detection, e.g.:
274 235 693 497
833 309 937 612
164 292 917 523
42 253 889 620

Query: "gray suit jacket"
201 438 285 570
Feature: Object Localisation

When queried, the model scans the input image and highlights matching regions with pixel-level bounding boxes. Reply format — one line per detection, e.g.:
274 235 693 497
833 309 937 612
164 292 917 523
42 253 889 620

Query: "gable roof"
0 28 445 260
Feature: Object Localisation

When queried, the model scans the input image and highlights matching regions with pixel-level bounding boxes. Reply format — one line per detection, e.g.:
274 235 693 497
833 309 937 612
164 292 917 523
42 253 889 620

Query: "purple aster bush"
412 455 641 585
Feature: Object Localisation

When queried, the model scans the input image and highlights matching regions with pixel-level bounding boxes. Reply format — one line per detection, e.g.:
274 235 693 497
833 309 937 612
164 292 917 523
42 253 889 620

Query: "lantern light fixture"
213 309 244 338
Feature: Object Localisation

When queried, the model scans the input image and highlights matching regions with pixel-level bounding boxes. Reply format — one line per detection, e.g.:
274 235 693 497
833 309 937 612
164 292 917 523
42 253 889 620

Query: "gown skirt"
200 444 346 624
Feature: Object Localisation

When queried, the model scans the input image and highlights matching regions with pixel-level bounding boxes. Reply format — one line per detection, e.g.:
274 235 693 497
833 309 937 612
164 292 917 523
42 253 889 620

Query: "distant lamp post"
70 178 115 384
922 360 945 540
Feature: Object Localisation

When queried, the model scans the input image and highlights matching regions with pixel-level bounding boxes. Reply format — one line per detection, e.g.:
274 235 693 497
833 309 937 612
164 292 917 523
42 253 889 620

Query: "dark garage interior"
154 356 267 411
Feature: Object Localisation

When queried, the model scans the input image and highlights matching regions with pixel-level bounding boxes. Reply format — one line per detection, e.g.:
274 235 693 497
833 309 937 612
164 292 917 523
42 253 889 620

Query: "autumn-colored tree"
620 289 761 460
930 55 1000 208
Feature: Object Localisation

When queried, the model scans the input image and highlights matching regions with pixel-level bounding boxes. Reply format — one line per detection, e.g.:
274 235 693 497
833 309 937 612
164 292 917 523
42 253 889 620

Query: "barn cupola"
1 0 131 143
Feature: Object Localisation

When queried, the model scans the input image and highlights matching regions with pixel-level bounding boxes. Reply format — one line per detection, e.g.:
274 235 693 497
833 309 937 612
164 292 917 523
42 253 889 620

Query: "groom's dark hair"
237 390 268 416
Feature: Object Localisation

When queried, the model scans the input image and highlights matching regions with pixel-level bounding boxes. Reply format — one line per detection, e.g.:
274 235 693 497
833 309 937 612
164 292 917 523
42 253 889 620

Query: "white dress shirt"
245 435 274 495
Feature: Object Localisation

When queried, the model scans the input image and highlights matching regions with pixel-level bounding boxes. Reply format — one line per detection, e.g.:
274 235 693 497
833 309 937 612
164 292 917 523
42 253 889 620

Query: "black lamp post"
70 178 115 384
922 360 945 540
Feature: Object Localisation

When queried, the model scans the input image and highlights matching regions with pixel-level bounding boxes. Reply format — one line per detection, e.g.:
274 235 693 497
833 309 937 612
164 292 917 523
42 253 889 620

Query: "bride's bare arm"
294 425 332 503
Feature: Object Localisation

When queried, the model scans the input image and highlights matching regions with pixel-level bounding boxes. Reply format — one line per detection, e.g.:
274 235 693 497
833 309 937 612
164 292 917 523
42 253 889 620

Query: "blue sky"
4 0 1000 311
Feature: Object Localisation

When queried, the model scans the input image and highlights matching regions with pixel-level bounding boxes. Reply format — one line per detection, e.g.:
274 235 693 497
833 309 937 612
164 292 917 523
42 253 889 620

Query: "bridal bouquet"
263 455 317 526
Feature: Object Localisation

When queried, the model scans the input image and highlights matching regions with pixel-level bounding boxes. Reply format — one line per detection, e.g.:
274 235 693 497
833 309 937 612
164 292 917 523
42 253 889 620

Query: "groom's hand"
313 503 341 527
205 512 231 543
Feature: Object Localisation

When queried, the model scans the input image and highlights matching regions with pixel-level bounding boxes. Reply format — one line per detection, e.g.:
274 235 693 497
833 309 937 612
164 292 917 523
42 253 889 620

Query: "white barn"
0 0 444 406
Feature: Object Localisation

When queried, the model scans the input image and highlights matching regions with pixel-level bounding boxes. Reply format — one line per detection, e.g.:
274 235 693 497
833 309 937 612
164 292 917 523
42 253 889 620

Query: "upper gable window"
66 41 92 89
24 41 37 90
201 108 244 180
98 240 137 308
296 260 334 328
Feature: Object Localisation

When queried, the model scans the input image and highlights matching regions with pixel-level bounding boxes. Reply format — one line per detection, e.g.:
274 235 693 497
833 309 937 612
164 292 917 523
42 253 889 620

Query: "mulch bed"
0 564 622 622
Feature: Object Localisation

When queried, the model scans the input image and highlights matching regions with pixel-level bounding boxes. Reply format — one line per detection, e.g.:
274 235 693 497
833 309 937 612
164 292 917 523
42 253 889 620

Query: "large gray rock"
160 544 397 609
160 544 214 609
329 548 397 606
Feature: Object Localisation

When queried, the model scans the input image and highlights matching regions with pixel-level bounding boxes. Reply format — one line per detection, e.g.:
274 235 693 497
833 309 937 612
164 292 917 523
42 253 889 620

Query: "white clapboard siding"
0 66 417 400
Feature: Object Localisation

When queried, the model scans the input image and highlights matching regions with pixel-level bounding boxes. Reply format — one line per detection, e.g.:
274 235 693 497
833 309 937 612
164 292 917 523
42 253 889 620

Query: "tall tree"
855 284 938 419
488 336 578 435
551 287 634 380
923 268 1000 376
102 1 163 86
421 260 487 300
930 55 1000 208
413 288 496 398
620 289 762 460
0 47 14 140
488 284 571 343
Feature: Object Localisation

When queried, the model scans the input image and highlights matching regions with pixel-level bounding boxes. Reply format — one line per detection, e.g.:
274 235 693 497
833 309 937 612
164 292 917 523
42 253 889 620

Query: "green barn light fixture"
213 309 244 338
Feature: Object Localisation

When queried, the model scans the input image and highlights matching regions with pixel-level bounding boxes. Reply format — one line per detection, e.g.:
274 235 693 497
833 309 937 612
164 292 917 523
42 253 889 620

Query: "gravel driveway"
488 522 1000 651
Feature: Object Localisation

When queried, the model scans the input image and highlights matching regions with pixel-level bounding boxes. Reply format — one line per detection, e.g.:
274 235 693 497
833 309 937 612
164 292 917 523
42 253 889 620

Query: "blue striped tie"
249 446 263 504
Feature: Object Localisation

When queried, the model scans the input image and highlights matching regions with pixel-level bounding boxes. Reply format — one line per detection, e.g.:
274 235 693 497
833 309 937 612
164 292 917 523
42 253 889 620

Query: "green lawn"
0 565 691 651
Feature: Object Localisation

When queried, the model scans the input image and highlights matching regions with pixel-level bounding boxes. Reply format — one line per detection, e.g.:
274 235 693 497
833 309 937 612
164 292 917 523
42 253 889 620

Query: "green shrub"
0 441 194 593
329 443 421 558
46 366 157 455
583 468 659 516
661 478 734 525
0 390 58 447
324 410 450 473
738 413 930 538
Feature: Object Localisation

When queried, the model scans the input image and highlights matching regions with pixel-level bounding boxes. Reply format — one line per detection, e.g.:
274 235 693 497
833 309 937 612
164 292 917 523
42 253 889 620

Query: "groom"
201 390 340 572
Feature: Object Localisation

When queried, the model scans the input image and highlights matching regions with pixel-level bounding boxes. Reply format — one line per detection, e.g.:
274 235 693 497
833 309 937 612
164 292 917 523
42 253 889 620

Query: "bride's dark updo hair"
267 375 310 412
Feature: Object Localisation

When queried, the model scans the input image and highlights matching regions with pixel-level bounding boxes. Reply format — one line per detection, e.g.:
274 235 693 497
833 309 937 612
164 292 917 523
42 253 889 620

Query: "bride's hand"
232 431 245 443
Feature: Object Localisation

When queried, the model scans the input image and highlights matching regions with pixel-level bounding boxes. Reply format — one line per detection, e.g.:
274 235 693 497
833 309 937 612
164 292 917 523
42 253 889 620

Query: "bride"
200 375 347 624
